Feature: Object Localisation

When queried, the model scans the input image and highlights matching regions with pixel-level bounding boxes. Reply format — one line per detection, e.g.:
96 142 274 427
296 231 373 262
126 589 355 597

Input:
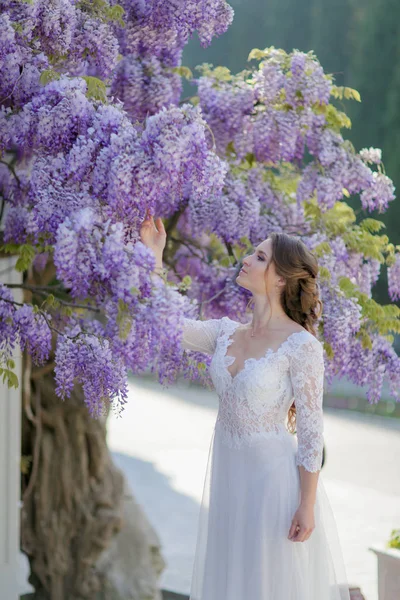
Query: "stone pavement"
107 375 400 600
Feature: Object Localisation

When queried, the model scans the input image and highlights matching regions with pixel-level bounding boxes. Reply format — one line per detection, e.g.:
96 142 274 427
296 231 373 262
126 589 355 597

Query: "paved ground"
106 374 400 600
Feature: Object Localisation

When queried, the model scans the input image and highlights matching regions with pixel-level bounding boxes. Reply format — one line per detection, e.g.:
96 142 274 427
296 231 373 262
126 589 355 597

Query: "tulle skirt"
189 420 351 600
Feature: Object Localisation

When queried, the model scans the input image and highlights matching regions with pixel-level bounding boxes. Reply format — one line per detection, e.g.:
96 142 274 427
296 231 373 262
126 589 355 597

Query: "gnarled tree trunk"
21 356 125 599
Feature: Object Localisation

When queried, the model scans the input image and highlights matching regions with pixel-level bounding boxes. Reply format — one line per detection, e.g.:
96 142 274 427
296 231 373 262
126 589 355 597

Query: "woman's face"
236 238 278 294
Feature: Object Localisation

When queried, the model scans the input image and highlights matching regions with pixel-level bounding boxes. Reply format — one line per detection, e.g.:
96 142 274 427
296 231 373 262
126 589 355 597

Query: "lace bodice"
182 316 325 473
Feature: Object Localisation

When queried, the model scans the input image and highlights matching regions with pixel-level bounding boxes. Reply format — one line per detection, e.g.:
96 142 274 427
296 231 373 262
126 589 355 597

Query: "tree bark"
21 356 126 600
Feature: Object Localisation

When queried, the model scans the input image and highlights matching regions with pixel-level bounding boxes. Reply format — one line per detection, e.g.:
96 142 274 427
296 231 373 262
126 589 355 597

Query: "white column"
0 256 22 600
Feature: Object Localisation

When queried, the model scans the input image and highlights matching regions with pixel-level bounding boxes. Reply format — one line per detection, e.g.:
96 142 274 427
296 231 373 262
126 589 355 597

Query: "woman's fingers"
289 526 312 543
156 217 166 233
141 210 166 239
288 521 299 539
288 519 305 541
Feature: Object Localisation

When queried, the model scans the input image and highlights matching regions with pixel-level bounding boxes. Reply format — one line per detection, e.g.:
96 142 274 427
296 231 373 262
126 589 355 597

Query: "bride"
140 209 351 600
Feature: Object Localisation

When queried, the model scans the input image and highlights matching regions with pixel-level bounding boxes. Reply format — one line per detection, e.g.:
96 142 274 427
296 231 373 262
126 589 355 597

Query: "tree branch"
0 158 21 186
0 64 25 105
4 283 101 312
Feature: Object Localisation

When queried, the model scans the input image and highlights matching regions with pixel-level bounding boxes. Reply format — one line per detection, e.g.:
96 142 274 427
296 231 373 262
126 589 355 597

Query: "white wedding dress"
182 315 351 600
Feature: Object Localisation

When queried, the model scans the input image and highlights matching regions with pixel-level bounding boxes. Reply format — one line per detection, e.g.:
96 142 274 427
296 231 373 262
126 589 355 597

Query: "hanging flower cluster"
0 0 232 413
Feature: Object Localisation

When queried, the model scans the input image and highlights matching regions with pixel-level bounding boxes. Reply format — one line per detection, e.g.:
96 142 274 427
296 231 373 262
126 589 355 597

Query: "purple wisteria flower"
54 322 129 416
388 253 400 302
13 304 52 365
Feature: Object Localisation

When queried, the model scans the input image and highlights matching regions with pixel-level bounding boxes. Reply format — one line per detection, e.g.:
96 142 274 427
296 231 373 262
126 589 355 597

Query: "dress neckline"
223 318 309 382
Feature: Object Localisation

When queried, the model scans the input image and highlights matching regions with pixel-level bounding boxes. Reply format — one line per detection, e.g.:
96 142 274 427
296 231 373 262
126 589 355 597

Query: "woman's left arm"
288 337 325 542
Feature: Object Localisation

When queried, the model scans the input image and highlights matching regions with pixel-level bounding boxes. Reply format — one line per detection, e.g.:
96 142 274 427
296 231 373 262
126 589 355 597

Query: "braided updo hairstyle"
245 232 323 435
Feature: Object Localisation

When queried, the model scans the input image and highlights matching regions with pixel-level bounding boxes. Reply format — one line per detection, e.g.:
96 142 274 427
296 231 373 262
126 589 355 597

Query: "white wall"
0 256 22 600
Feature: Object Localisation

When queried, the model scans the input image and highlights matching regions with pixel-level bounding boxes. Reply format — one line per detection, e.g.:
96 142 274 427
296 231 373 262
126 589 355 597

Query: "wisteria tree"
2 0 400 599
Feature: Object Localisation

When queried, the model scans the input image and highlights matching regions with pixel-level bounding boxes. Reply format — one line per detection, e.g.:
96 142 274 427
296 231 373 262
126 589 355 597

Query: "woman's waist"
215 415 294 450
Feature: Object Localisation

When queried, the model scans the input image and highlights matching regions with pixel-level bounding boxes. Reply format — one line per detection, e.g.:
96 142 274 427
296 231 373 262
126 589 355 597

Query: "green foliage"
219 255 236 267
0 366 19 389
40 69 61 85
342 227 390 263
359 218 386 234
77 0 125 26
313 102 352 131
177 275 192 292
318 266 332 282
116 299 132 341
62 306 74 317
0 243 36 272
20 455 32 475
195 63 233 81
41 294 61 311
248 47 289 64
232 236 254 261
171 66 193 80
316 201 356 236
338 275 400 338
331 85 361 102
106 3 125 26
313 241 333 258
81 76 107 103
387 528 400 550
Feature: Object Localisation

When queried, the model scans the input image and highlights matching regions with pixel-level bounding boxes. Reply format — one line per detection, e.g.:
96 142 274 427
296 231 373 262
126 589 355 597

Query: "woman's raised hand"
139 208 167 257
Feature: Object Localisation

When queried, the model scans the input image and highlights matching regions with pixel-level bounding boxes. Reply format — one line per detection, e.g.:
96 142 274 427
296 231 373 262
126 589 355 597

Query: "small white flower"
359 147 382 164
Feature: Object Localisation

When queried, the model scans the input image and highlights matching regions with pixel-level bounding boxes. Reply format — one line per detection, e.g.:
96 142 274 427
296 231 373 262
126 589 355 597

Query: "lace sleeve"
290 337 325 473
182 317 221 354
150 271 221 354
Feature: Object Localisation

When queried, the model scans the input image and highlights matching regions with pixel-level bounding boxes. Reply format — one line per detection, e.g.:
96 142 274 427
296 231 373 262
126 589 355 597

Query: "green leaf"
106 3 125 26
15 244 36 272
338 276 358 297
318 266 332 281
116 298 132 341
42 294 61 310
0 368 19 389
40 69 61 86
181 275 192 287
195 64 233 81
212 66 233 81
387 529 400 550
171 66 193 80
321 202 356 236
247 48 268 62
220 255 236 267
359 218 386 233
313 242 333 257
324 104 352 131
20 455 32 475
0 243 20 255
81 76 107 103
331 86 361 102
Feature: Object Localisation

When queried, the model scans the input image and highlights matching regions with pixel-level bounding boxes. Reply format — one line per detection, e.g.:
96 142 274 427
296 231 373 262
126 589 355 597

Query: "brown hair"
245 232 323 434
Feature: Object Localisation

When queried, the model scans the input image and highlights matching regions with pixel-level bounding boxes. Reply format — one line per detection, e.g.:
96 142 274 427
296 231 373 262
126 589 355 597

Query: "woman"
140 209 351 600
